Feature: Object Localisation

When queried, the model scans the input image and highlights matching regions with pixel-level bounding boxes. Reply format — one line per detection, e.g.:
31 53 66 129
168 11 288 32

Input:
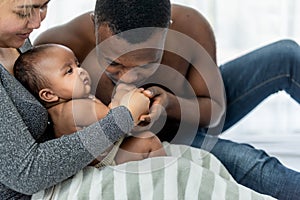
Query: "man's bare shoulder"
170 4 216 61
34 11 94 45
171 4 212 34
171 5 200 27
34 11 96 61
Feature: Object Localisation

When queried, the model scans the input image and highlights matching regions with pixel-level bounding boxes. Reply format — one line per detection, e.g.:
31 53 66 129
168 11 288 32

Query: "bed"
32 142 275 200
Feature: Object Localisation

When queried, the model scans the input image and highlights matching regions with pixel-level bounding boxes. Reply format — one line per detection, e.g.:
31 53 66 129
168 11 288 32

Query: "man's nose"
119 69 138 83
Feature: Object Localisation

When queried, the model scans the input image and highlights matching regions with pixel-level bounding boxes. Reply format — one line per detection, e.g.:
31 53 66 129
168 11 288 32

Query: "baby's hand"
119 89 150 125
110 84 150 125
110 84 135 107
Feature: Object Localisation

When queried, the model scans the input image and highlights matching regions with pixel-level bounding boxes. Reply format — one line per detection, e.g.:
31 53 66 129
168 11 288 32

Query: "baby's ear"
39 88 59 103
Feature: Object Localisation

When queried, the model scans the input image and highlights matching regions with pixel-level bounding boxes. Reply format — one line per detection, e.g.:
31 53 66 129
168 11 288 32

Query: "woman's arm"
0 76 133 195
0 101 132 195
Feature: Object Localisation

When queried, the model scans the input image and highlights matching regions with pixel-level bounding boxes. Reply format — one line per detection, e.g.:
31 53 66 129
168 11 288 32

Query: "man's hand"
137 86 170 127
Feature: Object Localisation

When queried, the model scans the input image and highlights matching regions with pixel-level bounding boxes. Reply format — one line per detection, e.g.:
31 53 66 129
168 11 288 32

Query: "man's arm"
183 7 225 128
145 5 225 131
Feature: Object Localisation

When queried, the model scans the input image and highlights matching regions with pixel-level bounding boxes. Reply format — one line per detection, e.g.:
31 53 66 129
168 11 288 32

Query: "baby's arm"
71 89 150 129
115 131 167 164
119 89 150 125
68 98 110 129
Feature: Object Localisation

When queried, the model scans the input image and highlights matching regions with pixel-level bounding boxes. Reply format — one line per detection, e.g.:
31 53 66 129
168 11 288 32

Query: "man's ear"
39 88 59 103
90 12 99 34
90 12 95 24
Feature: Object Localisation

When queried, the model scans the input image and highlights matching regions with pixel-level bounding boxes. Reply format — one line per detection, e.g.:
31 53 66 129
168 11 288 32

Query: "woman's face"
0 0 50 48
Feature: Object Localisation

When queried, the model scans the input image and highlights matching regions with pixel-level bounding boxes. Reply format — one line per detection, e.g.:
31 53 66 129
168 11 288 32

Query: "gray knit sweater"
0 63 133 199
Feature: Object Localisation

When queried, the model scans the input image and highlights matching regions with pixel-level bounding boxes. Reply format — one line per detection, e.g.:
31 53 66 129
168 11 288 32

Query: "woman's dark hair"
94 0 171 43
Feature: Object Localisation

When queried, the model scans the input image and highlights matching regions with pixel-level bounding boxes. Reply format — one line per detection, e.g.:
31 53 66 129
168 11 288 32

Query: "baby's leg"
115 131 166 164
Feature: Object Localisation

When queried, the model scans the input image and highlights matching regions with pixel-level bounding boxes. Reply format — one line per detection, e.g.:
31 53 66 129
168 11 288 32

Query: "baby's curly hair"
94 0 171 44
14 45 52 101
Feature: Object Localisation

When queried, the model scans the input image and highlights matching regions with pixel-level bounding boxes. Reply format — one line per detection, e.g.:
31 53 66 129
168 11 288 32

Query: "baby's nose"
77 68 85 76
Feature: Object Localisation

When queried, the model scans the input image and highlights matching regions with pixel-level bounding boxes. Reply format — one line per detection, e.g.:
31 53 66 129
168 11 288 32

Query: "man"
34 1 226 143
34 0 300 199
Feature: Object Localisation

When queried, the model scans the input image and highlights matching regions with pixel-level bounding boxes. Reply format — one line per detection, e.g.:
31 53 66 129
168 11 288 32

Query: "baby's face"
39 45 92 99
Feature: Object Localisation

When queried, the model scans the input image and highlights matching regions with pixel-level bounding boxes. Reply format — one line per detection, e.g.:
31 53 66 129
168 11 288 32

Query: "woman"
0 1 147 199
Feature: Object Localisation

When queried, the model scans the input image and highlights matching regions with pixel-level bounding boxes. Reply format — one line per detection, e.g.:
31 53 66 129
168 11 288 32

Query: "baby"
14 44 166 168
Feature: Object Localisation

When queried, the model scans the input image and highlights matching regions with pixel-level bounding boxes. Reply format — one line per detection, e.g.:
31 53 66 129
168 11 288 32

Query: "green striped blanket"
32 142 276 200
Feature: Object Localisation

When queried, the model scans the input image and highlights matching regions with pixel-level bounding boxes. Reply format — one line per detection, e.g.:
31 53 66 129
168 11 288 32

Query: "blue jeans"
192 39 300 200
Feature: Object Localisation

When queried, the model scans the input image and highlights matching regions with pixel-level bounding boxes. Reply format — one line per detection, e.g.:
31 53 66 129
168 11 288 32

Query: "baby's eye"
76 61 81 68
66 67 73 74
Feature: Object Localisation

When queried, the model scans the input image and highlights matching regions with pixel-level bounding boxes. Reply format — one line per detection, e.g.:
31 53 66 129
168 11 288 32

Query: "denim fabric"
221 39 300 131
192 39 300 200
